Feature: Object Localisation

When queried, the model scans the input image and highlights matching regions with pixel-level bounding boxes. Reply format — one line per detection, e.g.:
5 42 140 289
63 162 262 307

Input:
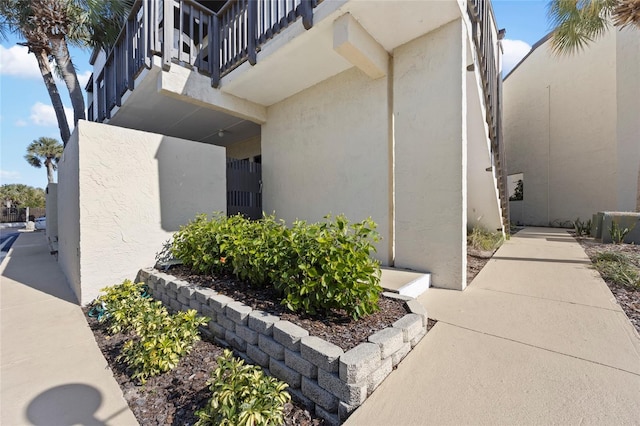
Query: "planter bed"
137 268 431 425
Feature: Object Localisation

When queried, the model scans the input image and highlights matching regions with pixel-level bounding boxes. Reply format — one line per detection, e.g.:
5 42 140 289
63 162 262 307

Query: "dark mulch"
168 266 410 352
574 236 640 335
84 266 424 425
84 310 324 426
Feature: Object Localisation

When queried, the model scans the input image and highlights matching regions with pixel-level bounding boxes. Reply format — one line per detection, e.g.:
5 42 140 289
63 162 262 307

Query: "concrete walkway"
347 227 640 425
0 232 138 425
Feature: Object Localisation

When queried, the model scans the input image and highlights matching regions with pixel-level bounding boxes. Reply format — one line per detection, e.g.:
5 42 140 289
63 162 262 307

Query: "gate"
227 159 262 220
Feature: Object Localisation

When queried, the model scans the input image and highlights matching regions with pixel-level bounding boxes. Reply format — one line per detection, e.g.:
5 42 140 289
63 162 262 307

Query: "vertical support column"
247 0 257 65
211 14 221 88
301 0 313 30
162 0 173 71
393 19 467 290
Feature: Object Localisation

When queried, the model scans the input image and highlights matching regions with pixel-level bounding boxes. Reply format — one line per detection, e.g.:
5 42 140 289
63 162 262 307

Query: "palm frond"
613 0 640 28
548 0 617 55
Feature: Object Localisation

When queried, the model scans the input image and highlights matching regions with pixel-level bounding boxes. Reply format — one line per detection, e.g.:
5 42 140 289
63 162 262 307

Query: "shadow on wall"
155 137 227 232
26 383 127 425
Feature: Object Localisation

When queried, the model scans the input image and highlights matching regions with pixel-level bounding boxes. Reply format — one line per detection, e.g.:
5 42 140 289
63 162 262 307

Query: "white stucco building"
503 27 640 226
56 0 508 305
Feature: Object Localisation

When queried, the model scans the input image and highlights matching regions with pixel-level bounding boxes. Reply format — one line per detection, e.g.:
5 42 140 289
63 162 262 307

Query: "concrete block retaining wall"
137 268 428 425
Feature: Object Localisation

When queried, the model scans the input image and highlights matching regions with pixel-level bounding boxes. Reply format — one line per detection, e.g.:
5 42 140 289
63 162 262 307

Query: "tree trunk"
45 159 55 184
49 35 85 127
35 49 71 144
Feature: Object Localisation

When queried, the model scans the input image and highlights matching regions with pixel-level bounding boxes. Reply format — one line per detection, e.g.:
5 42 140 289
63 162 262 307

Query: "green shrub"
593 251 640 289
172 213 238 274
274 215 382 319
221 214 288 287
468 226 503 251
118 306 208 383
195 350 290 426
90 279 150 334
574 217 592 237
170 213 383 320
92 281 208 383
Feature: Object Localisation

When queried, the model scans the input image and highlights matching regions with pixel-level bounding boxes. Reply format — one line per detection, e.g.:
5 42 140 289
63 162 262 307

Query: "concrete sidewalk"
347 227 640 425
0 232 138 425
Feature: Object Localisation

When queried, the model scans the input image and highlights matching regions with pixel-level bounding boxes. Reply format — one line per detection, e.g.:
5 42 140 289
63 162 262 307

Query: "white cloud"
77 70 92 88
501 39 532 76
0 45 41 79
15 119 27 127
0 170 22 181
29 102 74 130
0 44 92 88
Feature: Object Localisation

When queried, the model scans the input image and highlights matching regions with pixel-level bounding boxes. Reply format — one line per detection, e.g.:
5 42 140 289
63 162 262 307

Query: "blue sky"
0 0 550 190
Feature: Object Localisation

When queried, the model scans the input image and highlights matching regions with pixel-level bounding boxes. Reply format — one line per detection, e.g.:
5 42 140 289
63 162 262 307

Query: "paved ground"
346 227 640 425
0 232 138 425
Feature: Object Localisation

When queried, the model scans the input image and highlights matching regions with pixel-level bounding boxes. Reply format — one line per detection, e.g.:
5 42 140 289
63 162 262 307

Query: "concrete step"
380 267 431 298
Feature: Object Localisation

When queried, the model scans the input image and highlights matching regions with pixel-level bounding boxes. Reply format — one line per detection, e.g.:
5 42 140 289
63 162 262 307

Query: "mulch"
83 265 431 425
574 235 640 335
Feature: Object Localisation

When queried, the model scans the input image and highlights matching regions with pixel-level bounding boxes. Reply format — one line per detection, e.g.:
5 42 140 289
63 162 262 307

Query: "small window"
508 173 523 201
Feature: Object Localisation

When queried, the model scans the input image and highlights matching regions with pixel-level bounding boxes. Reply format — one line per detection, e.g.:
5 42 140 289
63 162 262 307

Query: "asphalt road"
0 227 23 265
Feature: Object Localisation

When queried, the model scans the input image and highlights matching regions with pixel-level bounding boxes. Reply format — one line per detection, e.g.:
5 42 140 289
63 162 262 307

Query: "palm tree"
24 137 64 183
1 0 132 143
548 0 640 211
548 0 640 55
0 2 71 142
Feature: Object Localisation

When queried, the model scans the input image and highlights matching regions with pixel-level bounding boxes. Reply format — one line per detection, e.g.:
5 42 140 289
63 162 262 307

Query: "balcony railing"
91 0 319 122
467 0 509 227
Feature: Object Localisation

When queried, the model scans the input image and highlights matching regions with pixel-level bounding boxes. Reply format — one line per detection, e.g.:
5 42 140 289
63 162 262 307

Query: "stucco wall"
394 19 467 289
615 28 640 212
57 131 81 302
45 183 58 245
504 28 639 225
227 136 261 160
58 121 227 304
262 66 391 264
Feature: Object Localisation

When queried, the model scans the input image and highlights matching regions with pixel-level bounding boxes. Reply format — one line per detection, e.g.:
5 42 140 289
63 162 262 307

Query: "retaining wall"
137 268 429 425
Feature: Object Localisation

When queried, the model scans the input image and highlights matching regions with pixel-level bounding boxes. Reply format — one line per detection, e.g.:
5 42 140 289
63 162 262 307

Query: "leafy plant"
91 280 208 383
195 350 290 426
171 213 383 320
593 251 640 289
609 220 635 244
274 215 382 319
90 279 149 334
468 226 504 251
574 217 592 237
172 213 236 274
118 306 208 383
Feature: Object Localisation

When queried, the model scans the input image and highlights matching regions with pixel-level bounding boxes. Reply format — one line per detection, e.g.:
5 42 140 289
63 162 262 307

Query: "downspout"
388 56 395 266
547 84 551 224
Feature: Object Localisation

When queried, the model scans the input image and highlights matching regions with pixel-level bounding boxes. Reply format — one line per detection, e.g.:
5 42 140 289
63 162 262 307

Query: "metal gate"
227 159 262 220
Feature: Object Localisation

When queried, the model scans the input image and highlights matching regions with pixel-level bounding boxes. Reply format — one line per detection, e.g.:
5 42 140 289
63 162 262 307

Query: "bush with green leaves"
118 306 208 383
171 213 239 274
171 213 383 319
91 281 208 383
90 279 149 334
195 349 290 426
274 215 382 319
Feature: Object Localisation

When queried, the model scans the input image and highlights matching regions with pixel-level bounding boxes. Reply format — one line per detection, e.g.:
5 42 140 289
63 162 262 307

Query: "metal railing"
90 0 319 121
467 0 509 228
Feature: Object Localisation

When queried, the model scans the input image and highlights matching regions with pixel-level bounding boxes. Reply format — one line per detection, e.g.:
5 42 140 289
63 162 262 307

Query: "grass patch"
468 226 504 252
593 251 640 289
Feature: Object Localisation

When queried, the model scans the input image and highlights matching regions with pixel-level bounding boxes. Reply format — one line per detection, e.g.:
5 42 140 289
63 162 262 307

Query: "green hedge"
172 214 382 319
